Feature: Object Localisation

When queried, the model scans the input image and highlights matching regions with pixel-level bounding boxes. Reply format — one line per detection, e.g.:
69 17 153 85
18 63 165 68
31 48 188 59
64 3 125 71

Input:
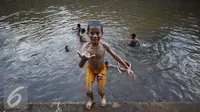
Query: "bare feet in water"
86 99 93 110
101 96 106 107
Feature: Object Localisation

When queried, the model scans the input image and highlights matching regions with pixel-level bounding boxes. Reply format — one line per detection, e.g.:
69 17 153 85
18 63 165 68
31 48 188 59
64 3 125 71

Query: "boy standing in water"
129 33 140 46
79 28 87 42
77 21 137 110
73 23 81 35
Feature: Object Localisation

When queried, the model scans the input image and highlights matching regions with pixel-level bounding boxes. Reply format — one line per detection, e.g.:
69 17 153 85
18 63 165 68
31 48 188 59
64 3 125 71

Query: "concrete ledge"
1 102 200 112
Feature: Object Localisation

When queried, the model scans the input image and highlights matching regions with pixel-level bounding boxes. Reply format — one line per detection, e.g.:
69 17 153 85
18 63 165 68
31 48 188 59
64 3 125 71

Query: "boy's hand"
77 51 95 61
124 60 137 79
126 68 137 80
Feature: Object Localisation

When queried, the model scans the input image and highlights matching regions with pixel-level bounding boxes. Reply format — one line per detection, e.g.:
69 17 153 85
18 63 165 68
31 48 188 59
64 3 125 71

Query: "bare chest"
87 45 105 59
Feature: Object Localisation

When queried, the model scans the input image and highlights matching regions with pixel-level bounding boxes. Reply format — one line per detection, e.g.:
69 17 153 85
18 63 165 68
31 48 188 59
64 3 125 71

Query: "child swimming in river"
104 61 122 73
129 33 140 46
77 21 137 110
65 45 70 52
79 28 87 42
104 60 131 73
72 23 81 35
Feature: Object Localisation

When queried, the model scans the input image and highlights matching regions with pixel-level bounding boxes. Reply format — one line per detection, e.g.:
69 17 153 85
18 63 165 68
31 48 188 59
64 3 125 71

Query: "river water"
0 0 200 102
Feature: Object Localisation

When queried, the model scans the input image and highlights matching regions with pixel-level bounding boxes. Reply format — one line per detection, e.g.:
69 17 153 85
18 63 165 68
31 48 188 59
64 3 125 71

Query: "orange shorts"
86 63 107 86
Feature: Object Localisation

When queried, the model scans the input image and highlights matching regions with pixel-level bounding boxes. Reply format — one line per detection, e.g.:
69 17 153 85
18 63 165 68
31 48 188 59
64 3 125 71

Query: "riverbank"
1 102 200 112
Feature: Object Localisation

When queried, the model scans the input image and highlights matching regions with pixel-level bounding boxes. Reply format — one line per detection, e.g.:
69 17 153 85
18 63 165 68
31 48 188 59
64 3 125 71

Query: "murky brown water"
0 0 200 102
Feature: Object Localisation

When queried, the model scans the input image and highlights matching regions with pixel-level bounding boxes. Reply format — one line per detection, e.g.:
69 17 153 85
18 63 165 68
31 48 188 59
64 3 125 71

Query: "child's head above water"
104 61 109 66
77 23 81 28
132 33 136 39
87 21 103 45
81 28 86 34
65 45 69 52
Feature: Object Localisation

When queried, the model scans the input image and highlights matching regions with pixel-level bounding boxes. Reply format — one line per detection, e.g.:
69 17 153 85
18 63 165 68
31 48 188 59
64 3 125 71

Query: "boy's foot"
101 96 106 107
86 100 93 110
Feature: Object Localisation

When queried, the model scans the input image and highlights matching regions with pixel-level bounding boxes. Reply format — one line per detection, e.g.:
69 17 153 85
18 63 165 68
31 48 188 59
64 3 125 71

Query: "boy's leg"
86 84 94 109
98 64 107 107
85 63 95 109
98 84 106 107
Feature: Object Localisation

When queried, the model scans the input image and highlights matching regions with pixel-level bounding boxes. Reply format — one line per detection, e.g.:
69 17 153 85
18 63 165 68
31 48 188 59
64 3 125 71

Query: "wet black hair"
87 21 103 33
81 28 86 33
77 24 81 28
132 33 136 39
104 61 109 66
65 45 69 52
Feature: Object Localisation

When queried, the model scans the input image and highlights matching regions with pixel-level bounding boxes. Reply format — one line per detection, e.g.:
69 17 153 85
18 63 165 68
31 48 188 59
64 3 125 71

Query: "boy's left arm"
103 42 136 78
